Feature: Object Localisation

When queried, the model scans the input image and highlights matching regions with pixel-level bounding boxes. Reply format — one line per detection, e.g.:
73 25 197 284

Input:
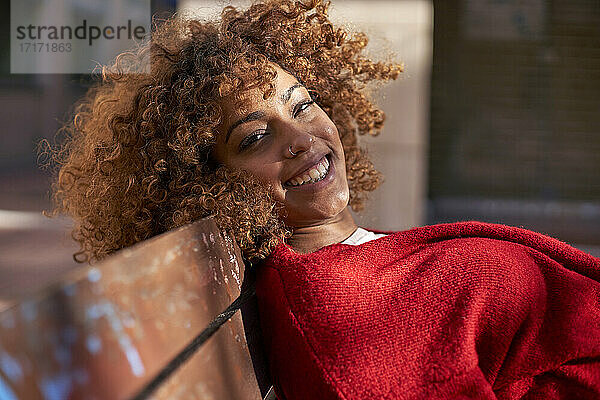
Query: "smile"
285 156 331 187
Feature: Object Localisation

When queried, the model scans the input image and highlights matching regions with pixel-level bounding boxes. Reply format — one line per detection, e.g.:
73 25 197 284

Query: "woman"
49 0 600 398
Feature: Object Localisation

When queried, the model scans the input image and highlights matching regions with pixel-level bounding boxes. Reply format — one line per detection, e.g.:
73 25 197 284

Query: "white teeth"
287 156 330 187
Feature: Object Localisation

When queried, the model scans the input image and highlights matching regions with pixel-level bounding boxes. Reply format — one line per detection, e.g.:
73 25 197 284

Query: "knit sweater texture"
255 221 600 399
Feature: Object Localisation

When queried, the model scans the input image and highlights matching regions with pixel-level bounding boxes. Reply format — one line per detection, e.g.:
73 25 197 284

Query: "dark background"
429 0 600 251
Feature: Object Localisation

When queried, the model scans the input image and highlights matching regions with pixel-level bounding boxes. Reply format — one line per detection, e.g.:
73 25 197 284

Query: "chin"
283 203 349 228
280 181 350 227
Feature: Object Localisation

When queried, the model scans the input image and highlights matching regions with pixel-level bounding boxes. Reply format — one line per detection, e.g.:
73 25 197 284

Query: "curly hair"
47 0 402 264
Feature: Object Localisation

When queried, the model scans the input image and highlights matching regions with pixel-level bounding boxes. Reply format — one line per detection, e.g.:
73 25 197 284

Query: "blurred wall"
329 1 432 231
429 0 600 251
0 0 176 305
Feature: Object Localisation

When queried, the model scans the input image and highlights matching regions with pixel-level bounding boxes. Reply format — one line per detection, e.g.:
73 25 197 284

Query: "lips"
284 155 331 187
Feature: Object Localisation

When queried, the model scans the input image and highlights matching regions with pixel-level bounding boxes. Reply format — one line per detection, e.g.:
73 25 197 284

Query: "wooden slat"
0 218 262 399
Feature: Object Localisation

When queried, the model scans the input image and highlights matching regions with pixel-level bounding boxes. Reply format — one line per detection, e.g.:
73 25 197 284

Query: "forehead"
219 67 299 119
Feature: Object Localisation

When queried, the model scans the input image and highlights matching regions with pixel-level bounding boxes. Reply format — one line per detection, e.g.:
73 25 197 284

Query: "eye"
239 129 268 151
293 100 315 118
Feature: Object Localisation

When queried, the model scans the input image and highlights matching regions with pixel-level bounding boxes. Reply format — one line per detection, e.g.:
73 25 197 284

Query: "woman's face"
213 65 350 228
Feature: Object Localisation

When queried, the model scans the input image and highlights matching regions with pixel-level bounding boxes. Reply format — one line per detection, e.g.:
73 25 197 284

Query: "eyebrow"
281 82 303 104
225 82 304 143
226 110 266 143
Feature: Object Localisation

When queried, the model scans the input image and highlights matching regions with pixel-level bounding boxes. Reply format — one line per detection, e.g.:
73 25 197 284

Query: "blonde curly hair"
48 0 402 264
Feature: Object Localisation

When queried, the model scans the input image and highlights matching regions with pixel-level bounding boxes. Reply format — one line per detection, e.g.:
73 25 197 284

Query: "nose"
284 131 314 158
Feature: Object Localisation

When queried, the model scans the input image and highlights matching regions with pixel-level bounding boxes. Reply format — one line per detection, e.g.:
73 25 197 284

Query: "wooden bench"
0 218 274 399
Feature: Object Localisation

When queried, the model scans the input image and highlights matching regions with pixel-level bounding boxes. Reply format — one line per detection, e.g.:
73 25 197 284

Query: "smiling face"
212 65 350 228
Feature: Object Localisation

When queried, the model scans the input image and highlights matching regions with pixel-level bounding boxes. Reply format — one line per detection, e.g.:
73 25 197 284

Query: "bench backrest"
0 218 263 399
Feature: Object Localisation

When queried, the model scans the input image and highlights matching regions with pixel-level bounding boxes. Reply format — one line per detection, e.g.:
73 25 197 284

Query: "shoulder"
389 221 598 272
426 234 538 270
384 221 541 263
383 222 565 294
409 235 541 295
384 220 600 297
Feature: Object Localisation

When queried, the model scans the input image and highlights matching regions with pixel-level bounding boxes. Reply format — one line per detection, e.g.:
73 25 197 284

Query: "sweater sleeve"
418 238 600 399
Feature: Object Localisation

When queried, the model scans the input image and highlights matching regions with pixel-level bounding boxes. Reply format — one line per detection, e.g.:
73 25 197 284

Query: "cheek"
321 118 344 157
240 160 284 193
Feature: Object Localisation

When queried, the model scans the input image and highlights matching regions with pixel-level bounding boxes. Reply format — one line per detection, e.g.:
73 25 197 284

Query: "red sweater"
255 221 600 399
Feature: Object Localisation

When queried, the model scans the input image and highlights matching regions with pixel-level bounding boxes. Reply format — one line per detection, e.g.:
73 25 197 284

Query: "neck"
287 207 358 254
